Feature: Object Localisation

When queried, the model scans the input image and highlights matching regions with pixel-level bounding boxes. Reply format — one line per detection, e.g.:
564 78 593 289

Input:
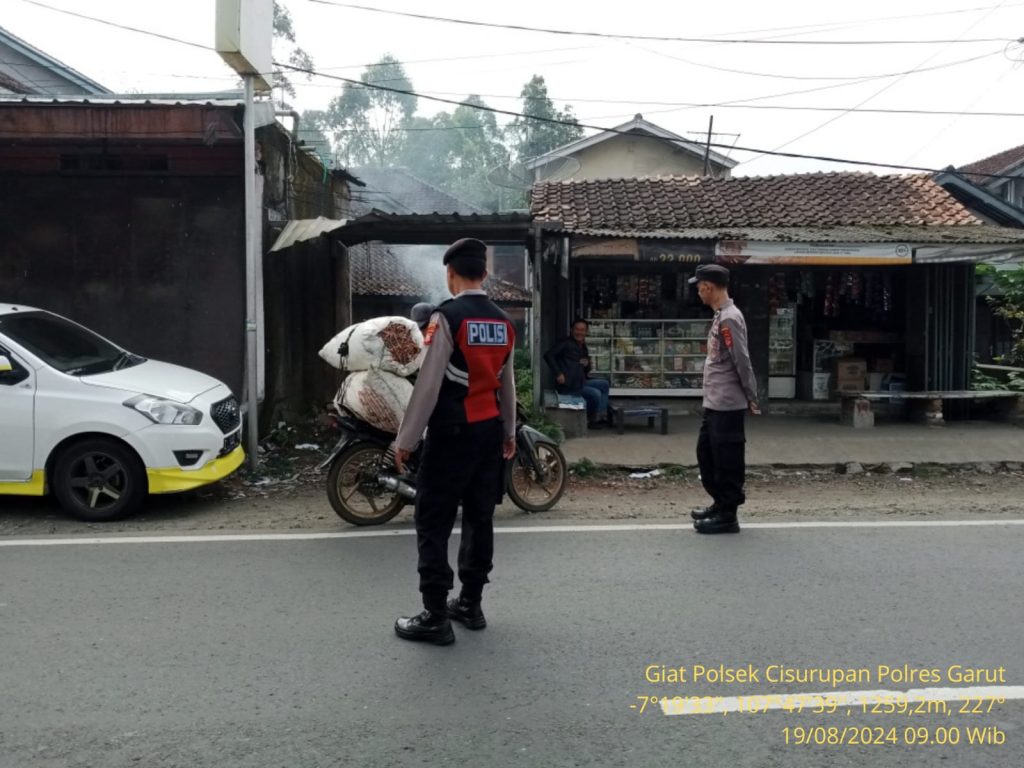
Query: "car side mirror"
0 355 29 385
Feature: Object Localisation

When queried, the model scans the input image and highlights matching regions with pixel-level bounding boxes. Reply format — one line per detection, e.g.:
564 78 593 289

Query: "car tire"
52 438 147 522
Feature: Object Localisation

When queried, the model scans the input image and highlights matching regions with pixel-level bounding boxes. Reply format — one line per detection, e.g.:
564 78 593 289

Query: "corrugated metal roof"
0 93 246 107
0 24 110 95
269 217 348 252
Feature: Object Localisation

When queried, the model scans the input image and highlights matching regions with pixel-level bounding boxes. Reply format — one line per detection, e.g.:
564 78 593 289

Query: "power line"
11 0 1021 178
308 0 1018 45
743 0 1013 166
627 44 1004 82
638 2 1024 44
16 0 214 50
286 79 1024 119
13 0 1021 122
313 41 1012 117
314 45 600 72
276 62 1024 180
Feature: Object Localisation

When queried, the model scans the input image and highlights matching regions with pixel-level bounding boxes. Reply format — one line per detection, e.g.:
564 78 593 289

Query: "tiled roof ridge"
959 143 1024 179
529 171 982 229
533 170 929 187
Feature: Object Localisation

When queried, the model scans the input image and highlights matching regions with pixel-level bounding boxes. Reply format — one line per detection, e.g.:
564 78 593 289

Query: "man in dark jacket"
393 239 516 645
544 318 610 429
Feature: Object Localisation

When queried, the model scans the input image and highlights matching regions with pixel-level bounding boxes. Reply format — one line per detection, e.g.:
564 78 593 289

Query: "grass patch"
570 458 600 478
911 464 948 478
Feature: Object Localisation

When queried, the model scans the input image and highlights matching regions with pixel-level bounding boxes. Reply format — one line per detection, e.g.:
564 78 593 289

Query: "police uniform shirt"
702 298 758 411
395 289 516 451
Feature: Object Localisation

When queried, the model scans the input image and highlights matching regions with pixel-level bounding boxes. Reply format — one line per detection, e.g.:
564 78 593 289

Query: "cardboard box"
834 357 867 380
834 378 866 393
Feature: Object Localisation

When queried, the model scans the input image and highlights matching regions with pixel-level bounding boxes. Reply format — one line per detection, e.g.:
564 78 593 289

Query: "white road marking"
0 518 1022 547
660 686 1024 715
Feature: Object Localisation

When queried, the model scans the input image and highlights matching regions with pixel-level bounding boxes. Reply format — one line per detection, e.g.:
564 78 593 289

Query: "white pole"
243 75 260 473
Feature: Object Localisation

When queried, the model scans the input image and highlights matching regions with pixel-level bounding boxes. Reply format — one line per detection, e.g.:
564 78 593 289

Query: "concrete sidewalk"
561 414 1024 468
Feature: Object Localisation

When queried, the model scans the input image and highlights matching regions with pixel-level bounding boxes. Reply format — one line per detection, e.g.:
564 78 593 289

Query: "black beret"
688 263 730 286
442 237 488 265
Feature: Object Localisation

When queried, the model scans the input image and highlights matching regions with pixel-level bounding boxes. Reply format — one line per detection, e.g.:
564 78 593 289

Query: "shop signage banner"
637 241 715 264
914 245 1024 264
716 241 912 265
571 237 638 259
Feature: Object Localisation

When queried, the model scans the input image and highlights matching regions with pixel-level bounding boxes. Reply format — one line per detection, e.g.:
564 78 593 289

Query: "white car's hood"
82 360 223 403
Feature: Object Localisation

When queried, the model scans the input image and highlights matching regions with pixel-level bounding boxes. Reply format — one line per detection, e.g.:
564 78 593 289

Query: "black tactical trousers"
696 408 747 513
415 418 504 612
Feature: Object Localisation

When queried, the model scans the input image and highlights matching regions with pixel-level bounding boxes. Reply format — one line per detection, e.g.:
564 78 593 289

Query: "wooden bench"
608 402 669 435
838 390 1021 428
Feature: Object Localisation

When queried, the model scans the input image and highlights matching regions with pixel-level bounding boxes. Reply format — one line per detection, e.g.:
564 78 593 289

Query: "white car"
0 304 244 521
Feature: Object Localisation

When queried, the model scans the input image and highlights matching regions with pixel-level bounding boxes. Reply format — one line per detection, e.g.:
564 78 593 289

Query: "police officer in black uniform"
393 238 516 645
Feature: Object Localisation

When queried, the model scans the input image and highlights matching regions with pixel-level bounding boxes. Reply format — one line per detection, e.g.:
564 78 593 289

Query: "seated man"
544 318 610 429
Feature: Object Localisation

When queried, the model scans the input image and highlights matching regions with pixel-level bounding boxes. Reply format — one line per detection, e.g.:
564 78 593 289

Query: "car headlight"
124 395 204 426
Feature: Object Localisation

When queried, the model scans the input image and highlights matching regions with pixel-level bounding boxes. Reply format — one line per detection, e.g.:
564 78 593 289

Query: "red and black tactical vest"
429 293 515 429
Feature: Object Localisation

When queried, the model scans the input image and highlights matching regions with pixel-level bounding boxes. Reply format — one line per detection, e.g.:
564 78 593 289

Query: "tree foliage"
271 2 314 102
316 59 582 210
326 55 416 167
986 266 1024 365
397 96 509 211
507 75 584 165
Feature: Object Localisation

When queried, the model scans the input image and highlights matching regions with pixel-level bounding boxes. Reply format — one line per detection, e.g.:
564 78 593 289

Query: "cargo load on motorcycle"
319 316 426 433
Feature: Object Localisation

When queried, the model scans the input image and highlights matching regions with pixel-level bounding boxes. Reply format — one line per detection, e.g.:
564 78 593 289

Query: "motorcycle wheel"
326 443 405 526
506 443 567 513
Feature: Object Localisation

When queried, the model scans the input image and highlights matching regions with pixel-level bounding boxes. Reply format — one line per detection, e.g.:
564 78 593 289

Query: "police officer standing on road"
393 238 516 645
689 264 760 535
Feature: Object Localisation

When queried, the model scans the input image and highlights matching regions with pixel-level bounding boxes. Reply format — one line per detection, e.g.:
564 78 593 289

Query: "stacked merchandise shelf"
587 318 711 396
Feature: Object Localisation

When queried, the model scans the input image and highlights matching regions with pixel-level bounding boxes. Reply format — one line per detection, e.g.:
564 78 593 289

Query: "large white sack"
337 369 413 433
319 316 425 376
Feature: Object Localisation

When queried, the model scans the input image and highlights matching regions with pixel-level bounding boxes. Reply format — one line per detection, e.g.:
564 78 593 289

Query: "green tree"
326 55 417 167
507 75 584 165
987 266 1024 365
272 2 314 104
398 96 509 211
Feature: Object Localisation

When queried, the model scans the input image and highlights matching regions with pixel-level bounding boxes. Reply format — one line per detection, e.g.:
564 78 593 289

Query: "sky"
3 0 1023 177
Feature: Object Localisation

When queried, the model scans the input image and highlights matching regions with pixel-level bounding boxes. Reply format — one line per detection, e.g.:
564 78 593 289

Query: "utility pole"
243 74 260 472
703 115 714 177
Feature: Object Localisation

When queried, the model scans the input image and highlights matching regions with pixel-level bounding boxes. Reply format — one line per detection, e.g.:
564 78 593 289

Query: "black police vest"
430 294 515 429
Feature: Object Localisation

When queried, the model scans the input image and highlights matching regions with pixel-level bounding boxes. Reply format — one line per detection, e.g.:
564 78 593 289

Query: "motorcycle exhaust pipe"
378 474 416 500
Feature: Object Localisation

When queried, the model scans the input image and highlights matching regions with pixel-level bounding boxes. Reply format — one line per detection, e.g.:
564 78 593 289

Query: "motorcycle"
318 401 568 526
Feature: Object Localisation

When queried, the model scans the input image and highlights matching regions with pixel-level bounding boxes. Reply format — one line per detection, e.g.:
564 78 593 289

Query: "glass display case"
768 305 797 398
586 318 711 396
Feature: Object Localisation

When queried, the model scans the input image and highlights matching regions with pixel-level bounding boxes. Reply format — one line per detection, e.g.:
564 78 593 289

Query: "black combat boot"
395 609 455 645
694 507 740 534
690 503 718 521
447 596 487 630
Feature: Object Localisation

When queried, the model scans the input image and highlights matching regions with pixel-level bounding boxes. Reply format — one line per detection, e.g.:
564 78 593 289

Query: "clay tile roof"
958 144 1024 186
350 242 530 305
530 172 983 232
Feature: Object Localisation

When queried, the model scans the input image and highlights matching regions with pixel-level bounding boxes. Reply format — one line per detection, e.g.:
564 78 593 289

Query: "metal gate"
924 264 975 411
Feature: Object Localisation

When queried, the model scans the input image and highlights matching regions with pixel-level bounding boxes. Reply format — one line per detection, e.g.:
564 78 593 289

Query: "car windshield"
0 311 144 376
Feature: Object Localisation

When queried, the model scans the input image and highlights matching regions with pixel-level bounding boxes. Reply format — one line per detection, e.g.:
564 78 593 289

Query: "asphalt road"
1 520 1021 768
